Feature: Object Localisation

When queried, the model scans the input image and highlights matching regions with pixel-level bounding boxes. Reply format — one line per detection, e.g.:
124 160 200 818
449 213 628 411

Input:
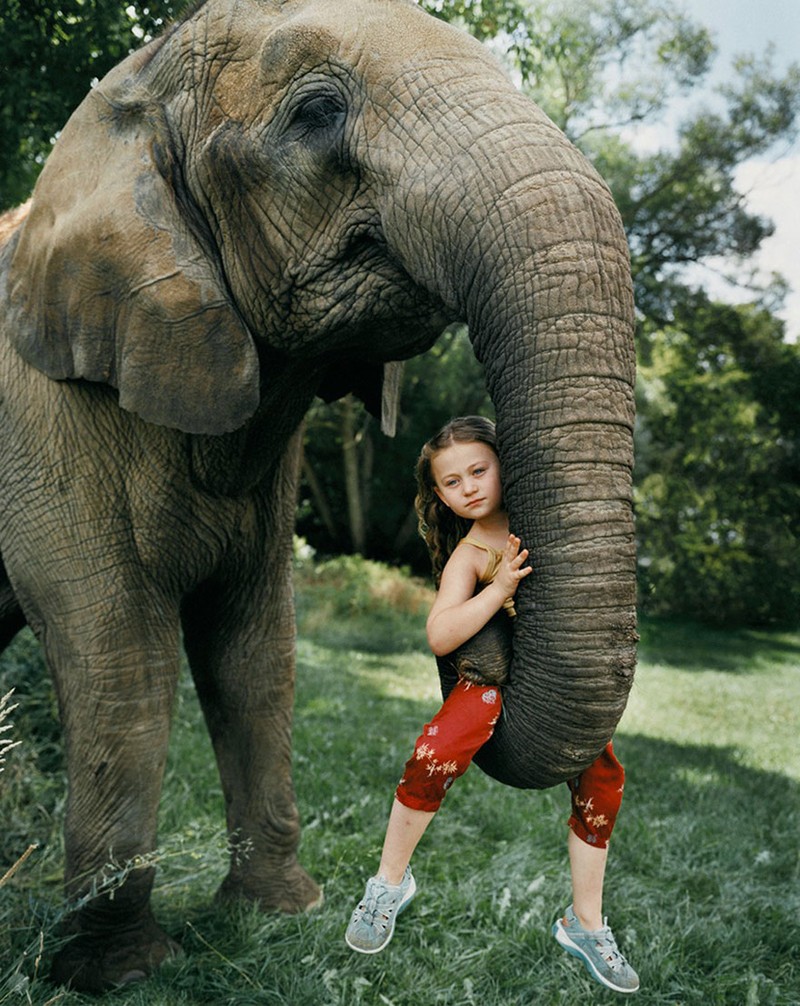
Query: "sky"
676 0 800 340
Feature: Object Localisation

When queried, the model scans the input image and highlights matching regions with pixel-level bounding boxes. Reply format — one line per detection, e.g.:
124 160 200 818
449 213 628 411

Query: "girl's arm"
426 535 531 657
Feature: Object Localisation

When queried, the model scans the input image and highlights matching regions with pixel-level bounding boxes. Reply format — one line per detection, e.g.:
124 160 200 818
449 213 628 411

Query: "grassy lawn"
1 561 798 1005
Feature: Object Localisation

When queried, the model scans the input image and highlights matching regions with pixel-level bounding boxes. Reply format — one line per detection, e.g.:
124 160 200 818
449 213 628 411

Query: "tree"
636 296 800 625
422 0 800 623
0 0 189 209
428 0 798 323
594 55 799 322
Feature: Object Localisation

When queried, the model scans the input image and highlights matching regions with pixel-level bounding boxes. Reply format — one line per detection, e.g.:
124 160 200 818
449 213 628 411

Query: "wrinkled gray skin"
0 0 636 991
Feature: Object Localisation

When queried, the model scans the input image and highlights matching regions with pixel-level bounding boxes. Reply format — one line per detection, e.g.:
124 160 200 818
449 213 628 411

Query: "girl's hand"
495 534 533 599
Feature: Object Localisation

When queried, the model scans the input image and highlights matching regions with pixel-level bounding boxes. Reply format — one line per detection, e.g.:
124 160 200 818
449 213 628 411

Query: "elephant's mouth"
245 214 450 360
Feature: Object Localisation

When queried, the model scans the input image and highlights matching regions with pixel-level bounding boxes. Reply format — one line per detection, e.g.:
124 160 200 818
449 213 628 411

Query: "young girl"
345 417 639 995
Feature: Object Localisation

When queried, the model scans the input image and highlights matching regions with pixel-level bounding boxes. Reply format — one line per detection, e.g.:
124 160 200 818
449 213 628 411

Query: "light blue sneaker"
553 904 640 994
345 867 417 954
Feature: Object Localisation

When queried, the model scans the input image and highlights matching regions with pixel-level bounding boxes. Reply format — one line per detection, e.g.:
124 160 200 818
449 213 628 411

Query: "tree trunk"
300 455 337 541
340 396 366 554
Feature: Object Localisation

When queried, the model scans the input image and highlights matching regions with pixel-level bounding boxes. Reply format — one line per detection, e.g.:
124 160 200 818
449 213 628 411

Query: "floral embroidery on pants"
395 678 500 813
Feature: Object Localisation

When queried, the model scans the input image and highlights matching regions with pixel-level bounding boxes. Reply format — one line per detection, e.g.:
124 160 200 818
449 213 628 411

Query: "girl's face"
431 440 503 521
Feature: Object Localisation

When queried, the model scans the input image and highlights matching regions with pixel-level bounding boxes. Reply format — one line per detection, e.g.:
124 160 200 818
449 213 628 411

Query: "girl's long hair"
414 416 498 586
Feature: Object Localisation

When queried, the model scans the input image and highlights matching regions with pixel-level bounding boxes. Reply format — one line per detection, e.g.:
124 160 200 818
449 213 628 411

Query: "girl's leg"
555 832 639 993
556 746 639 993
377 680 502 882
346 681 500 954
565 742 625 928
377 800 436 884
568 829 608 930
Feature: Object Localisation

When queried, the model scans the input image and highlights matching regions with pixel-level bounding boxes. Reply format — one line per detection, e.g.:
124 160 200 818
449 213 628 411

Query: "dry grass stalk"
0 688 21 771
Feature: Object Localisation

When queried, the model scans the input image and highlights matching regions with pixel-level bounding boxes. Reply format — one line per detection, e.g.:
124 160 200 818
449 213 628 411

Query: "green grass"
1 564 798 1005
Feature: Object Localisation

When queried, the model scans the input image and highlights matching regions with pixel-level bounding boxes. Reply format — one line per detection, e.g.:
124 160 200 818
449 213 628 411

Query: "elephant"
0 0 637 991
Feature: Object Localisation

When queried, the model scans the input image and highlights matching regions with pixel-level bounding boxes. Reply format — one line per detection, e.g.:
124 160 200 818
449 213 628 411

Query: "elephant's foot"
50 911 181 994
218 859 323 914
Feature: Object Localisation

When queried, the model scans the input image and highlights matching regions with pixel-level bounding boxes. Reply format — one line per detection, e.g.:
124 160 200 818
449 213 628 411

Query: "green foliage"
635 298 800 625
0 0 190 209
536 9 800 322
520 0 715 135
423 0 533 41
626 52 799 316
294 547 433 652
1 606 799 1004
422 0 552 82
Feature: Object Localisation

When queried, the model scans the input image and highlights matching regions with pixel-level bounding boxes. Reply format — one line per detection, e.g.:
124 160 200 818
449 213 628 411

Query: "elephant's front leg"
181 526 321 913
44 619 183 992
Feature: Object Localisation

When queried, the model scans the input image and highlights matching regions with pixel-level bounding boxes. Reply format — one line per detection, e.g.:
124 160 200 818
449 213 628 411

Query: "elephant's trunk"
479 201 638 786
386 88 638 788
474 140 637 789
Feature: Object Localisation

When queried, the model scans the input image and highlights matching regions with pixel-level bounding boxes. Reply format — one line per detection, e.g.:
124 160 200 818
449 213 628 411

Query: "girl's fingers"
505 535 533 579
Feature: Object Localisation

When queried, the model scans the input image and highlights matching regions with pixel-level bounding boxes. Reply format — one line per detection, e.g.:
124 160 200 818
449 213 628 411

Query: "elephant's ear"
5 44 260 435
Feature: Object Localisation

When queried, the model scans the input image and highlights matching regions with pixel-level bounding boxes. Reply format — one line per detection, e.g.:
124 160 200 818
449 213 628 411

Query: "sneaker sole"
345 876 417 955
552 920 640 994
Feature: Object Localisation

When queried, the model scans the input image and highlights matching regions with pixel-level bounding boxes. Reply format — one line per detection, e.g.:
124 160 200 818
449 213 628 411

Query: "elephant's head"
5 0 636 786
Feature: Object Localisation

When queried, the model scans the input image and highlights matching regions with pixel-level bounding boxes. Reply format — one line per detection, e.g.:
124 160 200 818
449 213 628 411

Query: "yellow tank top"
460 536 517 618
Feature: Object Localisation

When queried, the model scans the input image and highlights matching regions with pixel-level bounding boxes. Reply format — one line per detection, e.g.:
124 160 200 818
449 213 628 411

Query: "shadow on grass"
638 615 800 674
601 732 799 1004
295 610 431 656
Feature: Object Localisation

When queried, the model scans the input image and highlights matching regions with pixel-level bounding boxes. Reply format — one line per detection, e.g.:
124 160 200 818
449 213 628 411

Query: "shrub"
294 550 433 652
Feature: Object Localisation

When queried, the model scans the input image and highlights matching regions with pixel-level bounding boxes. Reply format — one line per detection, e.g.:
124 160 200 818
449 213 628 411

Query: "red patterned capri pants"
395 678 625 849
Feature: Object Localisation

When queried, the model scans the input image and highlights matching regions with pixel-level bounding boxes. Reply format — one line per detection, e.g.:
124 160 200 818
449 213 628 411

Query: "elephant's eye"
287 90 347 141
